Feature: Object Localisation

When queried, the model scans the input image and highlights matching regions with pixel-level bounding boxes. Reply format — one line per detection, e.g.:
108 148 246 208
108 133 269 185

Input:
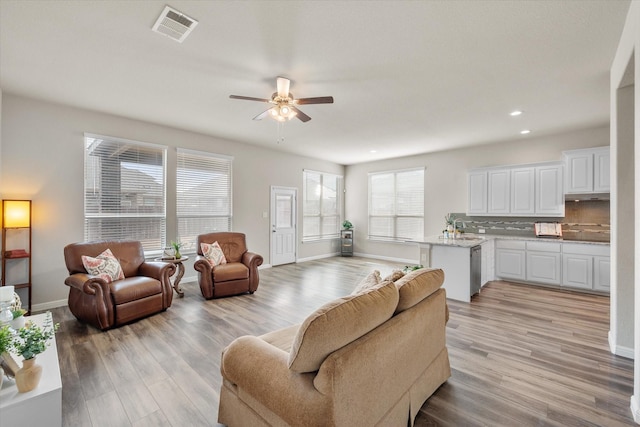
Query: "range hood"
564 192 610 201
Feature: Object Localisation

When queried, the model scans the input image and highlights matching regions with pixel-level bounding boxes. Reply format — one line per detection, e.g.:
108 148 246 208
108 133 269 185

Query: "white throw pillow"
201 241 227 267
81 248 125 283
351 270 381 294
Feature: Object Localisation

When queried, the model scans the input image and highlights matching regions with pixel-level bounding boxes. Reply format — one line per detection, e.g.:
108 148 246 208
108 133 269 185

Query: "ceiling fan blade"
276 77 290 98
230 95 270 102
295 96 334 105
292 106 311 122
253 108 274 121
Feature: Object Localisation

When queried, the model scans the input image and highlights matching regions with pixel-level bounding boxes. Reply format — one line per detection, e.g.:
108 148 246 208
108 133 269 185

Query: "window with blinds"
84 134 167 252
303 170 343 241
368 167 424 241
177 149 232 252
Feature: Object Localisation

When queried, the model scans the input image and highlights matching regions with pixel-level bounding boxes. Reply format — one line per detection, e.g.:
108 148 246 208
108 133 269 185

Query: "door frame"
270 186 298 266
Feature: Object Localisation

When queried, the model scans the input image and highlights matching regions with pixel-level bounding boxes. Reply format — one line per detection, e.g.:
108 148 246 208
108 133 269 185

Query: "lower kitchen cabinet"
495 240 526 281
526 241 561 285
593 256 611 291
561 243 609 291
562 254 593 289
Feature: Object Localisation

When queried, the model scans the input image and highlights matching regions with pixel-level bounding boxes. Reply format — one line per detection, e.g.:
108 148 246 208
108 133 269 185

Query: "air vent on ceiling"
152 6 198 43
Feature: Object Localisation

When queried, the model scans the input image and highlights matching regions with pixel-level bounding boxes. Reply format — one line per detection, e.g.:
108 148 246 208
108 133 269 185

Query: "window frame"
84 133 167 256
368 167 425 242
176 148 233 254
302 169 343 242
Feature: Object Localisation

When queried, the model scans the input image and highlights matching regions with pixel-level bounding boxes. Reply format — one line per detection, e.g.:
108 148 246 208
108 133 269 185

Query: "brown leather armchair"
63 240 176 330
194 232 263 299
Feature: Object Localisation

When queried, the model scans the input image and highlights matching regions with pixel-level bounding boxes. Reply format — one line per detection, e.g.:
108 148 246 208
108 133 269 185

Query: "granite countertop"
417 234 610 247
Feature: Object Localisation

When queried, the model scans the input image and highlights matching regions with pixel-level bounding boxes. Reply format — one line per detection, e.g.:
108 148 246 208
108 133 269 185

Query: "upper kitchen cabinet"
563 146 610 194
467 162 563 217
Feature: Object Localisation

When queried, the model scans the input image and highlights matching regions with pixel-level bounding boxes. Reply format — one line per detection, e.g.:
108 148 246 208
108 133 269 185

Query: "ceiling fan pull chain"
277 121 286 144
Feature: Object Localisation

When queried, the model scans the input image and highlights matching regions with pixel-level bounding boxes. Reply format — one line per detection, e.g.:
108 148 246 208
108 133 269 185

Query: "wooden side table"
155 256 189 297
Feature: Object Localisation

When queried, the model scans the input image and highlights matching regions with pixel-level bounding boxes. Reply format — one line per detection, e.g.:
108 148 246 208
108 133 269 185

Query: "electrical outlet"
478 228 486 234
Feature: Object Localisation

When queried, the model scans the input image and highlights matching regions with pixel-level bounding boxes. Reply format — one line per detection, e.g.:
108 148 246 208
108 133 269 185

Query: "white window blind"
303 170 343 241
177 149 232 252
84 134 167 252
368 167 424 241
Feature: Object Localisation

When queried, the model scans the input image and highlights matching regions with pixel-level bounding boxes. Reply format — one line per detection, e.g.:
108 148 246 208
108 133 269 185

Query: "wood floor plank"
48 257 635 426
86 390 131 427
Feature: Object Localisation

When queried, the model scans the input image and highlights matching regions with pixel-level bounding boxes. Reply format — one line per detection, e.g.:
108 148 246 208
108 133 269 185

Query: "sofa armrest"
138 261 176 308
65 273 110 295
242 251 263 292
221 336 328 424
64 273 114 329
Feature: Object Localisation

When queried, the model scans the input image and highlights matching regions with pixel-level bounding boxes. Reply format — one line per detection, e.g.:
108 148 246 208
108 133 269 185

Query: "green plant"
0 325 12 354
402 264 424 273
12 312 59 360
170 241 183 258
444 213 455 225
12 308 26 319
342 220 353 229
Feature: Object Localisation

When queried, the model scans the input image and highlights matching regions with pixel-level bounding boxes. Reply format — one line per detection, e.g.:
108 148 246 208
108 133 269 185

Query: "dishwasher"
470 245 482 297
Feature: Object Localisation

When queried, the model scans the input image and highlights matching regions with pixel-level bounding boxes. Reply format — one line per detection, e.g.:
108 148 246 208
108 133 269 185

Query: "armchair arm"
242 251 263 292
221 336 327 424
64 273 114 330
138 261 176 308
194 256 214 299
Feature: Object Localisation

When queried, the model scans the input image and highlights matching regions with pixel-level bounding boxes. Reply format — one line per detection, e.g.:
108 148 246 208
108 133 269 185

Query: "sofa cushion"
394 268 445 314
351 270 381 294
201 241 227 266
81 248 125 283
288 280 399 373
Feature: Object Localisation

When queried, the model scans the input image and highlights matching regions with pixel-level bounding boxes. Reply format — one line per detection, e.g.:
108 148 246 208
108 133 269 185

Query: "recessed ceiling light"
520 129 531 135
510 110 523 116
370 150 377 153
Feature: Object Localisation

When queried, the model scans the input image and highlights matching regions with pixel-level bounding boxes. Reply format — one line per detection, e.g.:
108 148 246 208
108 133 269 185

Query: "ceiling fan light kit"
230 77 334 123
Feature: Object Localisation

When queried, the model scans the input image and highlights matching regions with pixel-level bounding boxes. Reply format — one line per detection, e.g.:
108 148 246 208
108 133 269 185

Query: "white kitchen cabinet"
510 167 535 215
561 243 609 291
467 170 488 215
468 162 563 217
593 147 610 192
525 241 561 285
535 163 564 216
488 169 511 214
593 256 611 291
495 240 526 281
563 146 610 194
481 238 495 286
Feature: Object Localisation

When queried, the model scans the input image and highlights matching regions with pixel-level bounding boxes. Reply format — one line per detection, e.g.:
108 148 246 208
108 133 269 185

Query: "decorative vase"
10 315 25 330
15 357 42 393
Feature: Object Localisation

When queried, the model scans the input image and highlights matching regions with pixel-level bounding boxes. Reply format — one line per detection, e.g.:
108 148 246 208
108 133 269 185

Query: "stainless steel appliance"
470 245 481 297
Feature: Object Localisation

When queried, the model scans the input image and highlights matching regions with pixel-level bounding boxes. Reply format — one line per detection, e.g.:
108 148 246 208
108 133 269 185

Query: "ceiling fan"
229 77 334 123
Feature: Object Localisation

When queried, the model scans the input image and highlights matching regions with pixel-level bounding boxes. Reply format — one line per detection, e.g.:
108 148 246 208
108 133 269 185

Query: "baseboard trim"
353 252 418 265
631 395 640 423
32 299 67 312
258 264 272 269
608 330 635 359
296 253 340 263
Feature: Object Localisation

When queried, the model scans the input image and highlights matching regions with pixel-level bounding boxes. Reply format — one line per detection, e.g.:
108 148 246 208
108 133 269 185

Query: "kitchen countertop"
417 234 610 248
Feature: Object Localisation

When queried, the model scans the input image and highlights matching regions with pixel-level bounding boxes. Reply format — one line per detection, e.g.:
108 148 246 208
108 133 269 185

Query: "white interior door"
270 186 297 266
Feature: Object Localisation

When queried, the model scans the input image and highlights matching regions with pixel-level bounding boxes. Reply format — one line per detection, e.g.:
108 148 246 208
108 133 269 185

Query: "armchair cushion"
288 280 399 373
201 241 227 266
81 248 124 283
110 277 163 305
214 263 249 282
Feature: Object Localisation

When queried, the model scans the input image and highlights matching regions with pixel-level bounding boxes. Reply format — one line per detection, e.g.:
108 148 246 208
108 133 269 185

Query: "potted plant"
10 308 26 330
342 220 353 230
12 312 59 393
170 241 183 259
0 325 12 387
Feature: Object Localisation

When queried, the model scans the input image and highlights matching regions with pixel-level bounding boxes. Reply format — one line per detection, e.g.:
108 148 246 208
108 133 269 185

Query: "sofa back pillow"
394 268 445 314
288 280 399 373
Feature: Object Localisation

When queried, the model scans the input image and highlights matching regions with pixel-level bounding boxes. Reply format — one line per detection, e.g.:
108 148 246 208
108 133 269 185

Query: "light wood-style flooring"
47 256 635 426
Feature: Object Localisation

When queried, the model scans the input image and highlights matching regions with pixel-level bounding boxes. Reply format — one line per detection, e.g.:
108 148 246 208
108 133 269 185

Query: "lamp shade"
3 200 31 228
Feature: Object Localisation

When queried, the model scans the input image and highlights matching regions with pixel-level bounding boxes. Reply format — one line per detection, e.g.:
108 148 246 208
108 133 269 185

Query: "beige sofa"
218 268 451 427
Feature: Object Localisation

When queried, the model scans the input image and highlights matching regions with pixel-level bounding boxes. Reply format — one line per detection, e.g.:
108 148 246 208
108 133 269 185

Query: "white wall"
0 94 344 309
345 126 609 261
610 1 640 423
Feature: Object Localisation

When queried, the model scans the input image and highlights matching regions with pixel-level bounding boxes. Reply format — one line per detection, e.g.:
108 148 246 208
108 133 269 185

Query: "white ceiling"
0 1 630 165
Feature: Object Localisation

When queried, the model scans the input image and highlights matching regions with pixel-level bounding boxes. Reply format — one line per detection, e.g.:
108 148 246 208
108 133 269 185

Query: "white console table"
0 313 62 427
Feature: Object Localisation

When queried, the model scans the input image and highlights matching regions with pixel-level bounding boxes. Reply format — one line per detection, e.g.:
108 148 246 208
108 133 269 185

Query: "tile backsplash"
450 200 610 242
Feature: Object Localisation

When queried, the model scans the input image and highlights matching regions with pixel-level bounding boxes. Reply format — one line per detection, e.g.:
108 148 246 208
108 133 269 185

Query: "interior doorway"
270 186 297 266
